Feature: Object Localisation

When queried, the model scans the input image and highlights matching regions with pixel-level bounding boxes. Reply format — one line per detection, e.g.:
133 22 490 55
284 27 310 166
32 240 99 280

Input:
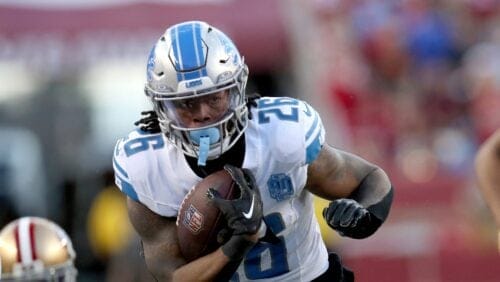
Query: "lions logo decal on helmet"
144 21 249 165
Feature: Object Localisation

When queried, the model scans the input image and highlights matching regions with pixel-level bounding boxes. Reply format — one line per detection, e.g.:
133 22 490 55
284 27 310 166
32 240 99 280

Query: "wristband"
221 235 256 261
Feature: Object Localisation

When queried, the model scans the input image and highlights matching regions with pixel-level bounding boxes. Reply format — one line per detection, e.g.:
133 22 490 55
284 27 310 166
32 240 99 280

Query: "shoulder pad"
253 97 325 165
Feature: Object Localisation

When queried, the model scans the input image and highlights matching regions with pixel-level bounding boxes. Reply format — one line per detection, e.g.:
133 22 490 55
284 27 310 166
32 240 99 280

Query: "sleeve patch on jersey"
113 156 129 179
306 131 322 164
115 174 139 202
267 173 294 202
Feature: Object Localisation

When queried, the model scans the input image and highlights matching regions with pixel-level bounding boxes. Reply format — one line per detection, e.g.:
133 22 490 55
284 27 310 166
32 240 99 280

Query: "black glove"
207 165 263 261
323 199 377 239
134 110 161 134
207 164 263 235
216 227 233 245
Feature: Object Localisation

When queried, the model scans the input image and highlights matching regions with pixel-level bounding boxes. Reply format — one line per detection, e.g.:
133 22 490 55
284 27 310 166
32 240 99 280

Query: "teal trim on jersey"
135 128 151 135
114 139 123 156
303 102 312 117
305 111 319 140
116 174 138 201
113 156 129 179
306 131 322 164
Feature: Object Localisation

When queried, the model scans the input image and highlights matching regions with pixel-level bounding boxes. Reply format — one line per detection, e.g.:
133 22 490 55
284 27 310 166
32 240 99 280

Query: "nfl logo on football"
183 204 204 234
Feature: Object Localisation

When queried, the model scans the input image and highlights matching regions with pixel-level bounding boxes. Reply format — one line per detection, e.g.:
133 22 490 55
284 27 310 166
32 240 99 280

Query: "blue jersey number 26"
123 134 164 157
257 98 299 124
231 213 289 281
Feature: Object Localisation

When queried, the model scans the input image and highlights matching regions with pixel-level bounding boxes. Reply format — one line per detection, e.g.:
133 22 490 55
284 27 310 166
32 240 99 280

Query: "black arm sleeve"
366 185 394 223
214 260 242 282
344 186 394 239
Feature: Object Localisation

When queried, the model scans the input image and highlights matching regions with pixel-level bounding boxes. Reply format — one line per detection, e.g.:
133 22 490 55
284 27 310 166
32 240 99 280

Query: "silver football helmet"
0 217 77 281
144 21 249 165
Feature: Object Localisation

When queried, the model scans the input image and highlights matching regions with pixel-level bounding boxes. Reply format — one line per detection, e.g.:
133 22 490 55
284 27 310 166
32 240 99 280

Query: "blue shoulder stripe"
306 130 323 164
113 156 129 179
115 174 139 202
303 102 313 117
305 111 319 141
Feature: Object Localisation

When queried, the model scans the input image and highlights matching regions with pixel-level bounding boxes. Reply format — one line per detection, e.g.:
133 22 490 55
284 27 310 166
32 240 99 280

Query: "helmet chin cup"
189 128 221 166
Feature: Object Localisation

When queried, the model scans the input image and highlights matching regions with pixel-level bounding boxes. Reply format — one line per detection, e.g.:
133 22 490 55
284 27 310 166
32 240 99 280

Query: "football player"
475 129 500 252
0 216 77 281
113 21 394 281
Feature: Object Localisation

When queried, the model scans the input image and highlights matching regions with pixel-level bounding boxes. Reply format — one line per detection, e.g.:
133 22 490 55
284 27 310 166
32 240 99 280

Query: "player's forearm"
475 138 500 226
172 233 258 281
351 167 392 216
172 248 230 282
349 167 393 237
476 171 500 226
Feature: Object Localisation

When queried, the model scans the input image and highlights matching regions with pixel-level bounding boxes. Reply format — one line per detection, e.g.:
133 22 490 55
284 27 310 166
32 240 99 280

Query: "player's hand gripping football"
207 164 263 235
323 199 372 238
207 164 263 261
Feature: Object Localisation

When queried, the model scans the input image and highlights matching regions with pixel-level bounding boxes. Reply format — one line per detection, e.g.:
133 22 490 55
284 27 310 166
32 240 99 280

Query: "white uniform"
113 97 329 281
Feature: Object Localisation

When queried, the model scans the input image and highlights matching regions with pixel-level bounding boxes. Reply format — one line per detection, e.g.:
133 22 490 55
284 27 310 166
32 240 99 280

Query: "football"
176 169 238 262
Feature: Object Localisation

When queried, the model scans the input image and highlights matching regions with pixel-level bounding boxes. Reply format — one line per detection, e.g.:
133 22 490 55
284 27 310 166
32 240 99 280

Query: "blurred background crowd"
1 0 499 281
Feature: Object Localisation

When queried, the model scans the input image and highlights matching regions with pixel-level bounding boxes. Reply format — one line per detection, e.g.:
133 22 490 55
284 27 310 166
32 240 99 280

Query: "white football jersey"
113 97 328 281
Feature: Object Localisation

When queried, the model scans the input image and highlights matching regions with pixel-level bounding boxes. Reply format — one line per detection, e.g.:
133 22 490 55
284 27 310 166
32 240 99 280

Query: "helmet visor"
158 90 238 129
